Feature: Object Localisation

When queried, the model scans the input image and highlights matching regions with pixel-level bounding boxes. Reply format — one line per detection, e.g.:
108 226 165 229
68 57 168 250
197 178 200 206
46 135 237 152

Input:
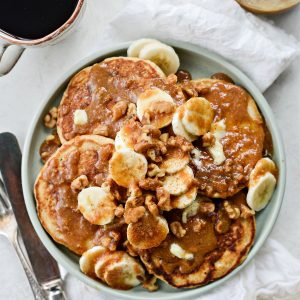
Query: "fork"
0 178 46 300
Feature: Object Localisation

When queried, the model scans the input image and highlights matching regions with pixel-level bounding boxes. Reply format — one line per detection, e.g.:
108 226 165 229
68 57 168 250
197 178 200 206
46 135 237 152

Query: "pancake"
139 191 255 288
57 57 186 143
189 79 265 198
34 135 126 255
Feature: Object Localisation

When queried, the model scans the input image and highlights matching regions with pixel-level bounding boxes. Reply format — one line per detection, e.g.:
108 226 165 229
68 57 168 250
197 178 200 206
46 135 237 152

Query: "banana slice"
170 243 194 260
139 43 180 75
207 119 226 165
127 38 162 57
127 213 169 249
109 149 148 188
79 246 107 276
247 97 263 124
160 147 189 174
249 157 277 185
136 88 176 128
172 186 198 209
78 186 116 225
246 172 276 211
163 166 194 196
95 251 145 290
172 106 197 142
182 200 200 223
182 97 214 136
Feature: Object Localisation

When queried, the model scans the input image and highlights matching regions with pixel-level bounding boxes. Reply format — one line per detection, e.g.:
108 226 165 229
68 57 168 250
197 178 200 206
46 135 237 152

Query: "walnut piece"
159 133 169 143
123 240 138 257
44 107 58 128
240 204 255 218
170 221 186 238
147 163 165 178
147 148 162 162
124 205 146 224
224 201 240 219
139 178 162 191
145 195 159 216
142 276 159 292
193 219 206 232
156 187 172 211
112 101 128 121
114 204 125 218
127 103 137 116
166 74 177 85
199 200 215 214
100 231 121 251
93 124 109 136
167 136 193 152
71 175 89 191
202 132 215 147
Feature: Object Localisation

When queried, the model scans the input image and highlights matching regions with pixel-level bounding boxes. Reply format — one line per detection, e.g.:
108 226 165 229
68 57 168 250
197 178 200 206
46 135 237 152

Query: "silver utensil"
0 178 46 300
0 44 24 76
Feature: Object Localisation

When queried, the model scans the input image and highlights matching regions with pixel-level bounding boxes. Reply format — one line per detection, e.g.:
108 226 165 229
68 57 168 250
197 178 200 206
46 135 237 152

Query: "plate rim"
21 40 286 300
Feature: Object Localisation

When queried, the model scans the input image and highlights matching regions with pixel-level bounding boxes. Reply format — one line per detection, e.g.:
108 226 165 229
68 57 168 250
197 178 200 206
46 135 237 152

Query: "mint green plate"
22 41 286 300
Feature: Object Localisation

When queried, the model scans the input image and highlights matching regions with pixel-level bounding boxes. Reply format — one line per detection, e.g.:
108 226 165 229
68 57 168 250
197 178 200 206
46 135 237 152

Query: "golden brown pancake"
139 191 255 288
189 79 265 198
57 57 186 143
34 135 126 255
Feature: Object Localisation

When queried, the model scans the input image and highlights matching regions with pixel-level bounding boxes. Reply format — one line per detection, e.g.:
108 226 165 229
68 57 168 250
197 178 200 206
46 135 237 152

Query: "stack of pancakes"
35 55 267 290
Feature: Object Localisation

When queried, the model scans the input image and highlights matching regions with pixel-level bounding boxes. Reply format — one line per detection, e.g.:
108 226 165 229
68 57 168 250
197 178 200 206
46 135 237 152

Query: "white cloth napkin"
58 1 300 299
103 0 300 92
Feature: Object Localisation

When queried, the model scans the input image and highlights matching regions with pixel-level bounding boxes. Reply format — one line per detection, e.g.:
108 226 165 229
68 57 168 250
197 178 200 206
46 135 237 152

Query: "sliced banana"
207 119 226 165
139 42 180 75
78 187 116 225
170 243 194 260
172 106 197 142
160 147 189 174
127 213 169 249
95 251 145 290
182 97 214 136
109 149 148 188
79 246 107 276
246 172 276 211
163 166 194 196
249 157 277 185
247 97 263 124
136 88 176 128
127 38 162 57
74 109 88 125
172 186 198 209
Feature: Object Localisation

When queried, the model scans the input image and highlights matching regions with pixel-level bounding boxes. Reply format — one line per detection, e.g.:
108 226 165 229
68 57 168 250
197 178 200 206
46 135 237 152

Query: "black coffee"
0 0 79 40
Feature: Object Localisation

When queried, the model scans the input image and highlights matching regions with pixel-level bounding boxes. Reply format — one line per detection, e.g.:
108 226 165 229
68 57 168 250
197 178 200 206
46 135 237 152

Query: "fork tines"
0 177 12 211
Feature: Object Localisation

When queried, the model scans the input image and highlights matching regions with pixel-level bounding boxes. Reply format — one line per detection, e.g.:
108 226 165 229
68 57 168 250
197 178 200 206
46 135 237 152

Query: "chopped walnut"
145 195 159 216
44 107 58 128
112 101 128 121
147 164 165 178
167 136 193 152
224 201 240 219
100 231 121 251
215 219 229 234
166 74 177 85
224 159 233 172
93 124 109 136
142 276 159 292
128 183 143 198
139 178 162 191
124 205 146 224
147 148 162 162
142 111 151 125
193 219 206 232
156 187 172 211
170 221 186 238
127 103 137 116
202 132 215 147
71 175 89 191
134 140 153 153
159 133 169 143
240 204 255 218
182 85 198 97
115 204 125 218
123 240 138 257
199 200 215 214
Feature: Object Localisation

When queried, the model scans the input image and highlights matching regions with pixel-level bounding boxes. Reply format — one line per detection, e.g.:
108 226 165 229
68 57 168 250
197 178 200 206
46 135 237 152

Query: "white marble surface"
0 1 299 299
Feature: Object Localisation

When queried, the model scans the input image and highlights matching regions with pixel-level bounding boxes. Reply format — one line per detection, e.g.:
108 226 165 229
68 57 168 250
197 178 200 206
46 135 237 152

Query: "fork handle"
12 231 46 300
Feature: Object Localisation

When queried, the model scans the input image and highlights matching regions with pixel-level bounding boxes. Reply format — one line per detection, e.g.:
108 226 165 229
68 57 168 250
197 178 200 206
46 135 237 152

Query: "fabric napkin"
57 1 300 299
103 0 300 92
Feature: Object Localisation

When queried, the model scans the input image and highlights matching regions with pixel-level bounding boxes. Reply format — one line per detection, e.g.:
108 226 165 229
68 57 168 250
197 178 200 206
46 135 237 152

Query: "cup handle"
0 44 24 76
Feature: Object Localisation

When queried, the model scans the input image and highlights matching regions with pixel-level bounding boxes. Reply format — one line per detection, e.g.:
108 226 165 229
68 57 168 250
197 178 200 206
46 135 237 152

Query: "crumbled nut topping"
224 201 240 219
167 136 193 152
142 276 159 292
166 74 177 85
147 148 162 162
124 205 146 224
71 175 89 191
44 107 58 128
139 178 162 191
159 133 169 143
114 204 125 218
100 231 121 251
145 195 159 216
170 221 186 238
199 200 215 214
240 204 255 218
147 163 165 178
193 219 206 232
156 187 172 211
127 103 137 117
123 240 139 257
93 124 109 136
202 132 215 147
112 101 128 121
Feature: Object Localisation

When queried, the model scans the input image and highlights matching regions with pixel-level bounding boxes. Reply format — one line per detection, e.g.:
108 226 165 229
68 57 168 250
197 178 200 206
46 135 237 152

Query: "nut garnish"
170 221 186 238
114 204 125 218
93 124 109 136
142 276 159 292
71 175 89 191
139 178 162 191
224 201 240 219
240 204 255 218
156 187 172 211
112 101 128 121
44 107 58 128
147 163 165 178
145 195 159 216
199 200 215 214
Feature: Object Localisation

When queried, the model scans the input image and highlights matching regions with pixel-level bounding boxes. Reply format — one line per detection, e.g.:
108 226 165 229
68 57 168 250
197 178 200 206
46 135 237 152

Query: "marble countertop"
0 1 299 299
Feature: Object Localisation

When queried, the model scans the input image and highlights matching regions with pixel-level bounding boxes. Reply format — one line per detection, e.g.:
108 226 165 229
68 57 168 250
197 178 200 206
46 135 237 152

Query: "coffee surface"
0 0 79 40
